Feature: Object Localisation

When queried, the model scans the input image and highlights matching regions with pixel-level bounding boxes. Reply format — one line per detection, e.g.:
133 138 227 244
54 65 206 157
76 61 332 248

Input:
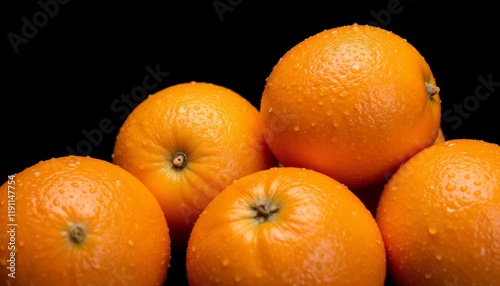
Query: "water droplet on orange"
351 63 361 73
428 225 437 235
445 183 456 192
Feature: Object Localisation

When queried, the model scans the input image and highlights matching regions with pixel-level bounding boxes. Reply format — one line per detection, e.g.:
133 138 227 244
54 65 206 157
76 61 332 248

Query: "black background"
3 1 500 285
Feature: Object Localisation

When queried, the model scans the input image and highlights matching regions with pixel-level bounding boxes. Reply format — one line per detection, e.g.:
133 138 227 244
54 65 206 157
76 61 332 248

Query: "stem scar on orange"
112 81 278 248
260 23 441 189
0 155 170 286
186 167 386 285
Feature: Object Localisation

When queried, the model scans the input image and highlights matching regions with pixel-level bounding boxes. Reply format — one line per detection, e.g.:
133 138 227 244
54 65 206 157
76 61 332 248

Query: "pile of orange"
2 23 499 285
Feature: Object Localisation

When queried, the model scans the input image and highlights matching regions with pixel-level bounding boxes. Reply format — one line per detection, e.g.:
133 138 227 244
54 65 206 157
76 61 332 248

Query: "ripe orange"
376 139 500 285
260 23 441 189
112 81 277 248
352 127 448 217
0 155 170 285
186 167 386 285
434 127 446 144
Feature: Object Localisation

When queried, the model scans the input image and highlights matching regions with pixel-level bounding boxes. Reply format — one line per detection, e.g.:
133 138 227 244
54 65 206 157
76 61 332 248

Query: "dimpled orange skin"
0 155 170 286
112 81 277 248
186 167 386 286
352 127 447 217
260 24 441 189
376 139 500 285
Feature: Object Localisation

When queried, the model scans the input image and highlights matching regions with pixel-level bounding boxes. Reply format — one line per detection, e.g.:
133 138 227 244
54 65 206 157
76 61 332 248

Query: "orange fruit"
434 127 446 144
376 139 500 285
352 127 447 216
186 167 386 285
112 81 277 248
0 155 170 285
260 23 441 189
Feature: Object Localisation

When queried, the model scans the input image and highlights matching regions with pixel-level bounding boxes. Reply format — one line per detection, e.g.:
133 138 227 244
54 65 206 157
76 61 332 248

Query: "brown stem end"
425 82 440 101
254 201 279 224
69 223 86 245
172 152 188 169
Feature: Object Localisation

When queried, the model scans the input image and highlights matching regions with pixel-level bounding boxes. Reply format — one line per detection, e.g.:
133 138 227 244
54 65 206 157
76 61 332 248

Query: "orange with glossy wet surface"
112 81 277 248
260 24 441 189
186 167 386 285
376 139 500 285
0 155 170 285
